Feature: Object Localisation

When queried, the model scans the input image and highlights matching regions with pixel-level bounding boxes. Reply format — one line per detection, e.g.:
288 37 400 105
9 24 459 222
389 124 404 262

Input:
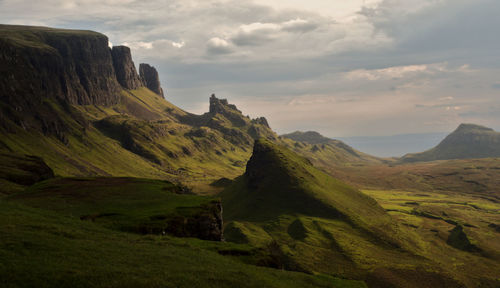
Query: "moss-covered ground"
0 177 365 288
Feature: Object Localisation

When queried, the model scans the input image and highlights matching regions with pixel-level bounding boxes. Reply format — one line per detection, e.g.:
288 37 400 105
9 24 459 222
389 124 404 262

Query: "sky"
1 0 500 137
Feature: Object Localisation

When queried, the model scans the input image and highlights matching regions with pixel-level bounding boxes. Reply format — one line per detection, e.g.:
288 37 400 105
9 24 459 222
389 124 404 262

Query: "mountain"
0 24 276 192
402 124 500 162
0 24 380 192
280 131 382 168
2 24 499 288
281 131 333 144
221 139 468 287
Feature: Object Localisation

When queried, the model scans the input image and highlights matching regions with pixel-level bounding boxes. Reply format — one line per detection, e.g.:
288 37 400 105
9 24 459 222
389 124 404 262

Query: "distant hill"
402 124 500 162
280 131 382 166
281 131 332 144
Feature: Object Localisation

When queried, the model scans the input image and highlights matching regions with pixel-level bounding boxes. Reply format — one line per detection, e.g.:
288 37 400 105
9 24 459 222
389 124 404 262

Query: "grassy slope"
279 132 383 169
0 88 253 193
362 189 500 287
0 177 364 288
0 24 101 50
220 140 472 286
326 158 500 199
0 153 54 195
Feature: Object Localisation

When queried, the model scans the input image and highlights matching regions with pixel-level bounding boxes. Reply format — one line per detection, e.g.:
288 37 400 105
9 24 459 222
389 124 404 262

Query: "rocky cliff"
164 200 224 241
111 45 143 90
0 25 121 108
139 63 164 97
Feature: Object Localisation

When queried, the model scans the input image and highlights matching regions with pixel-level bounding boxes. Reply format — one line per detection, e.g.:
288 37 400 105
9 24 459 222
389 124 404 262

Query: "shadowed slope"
223 139 391 231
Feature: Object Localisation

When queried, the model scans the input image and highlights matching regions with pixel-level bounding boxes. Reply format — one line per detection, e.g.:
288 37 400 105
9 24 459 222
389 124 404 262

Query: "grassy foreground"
0 177 365 288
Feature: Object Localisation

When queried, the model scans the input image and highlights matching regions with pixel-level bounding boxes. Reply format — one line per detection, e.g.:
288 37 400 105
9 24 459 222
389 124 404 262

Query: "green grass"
9 177 214 233
219 139 500 287
361 189 500 286
0 89 255 193
0 177 365 288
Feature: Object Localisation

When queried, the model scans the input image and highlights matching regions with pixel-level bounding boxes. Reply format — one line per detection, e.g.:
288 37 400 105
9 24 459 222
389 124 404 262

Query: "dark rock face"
252 117 270 128
139 63 164 97
209 94 240 114
150 200 224 241
111 46 143 89
0 25 121 108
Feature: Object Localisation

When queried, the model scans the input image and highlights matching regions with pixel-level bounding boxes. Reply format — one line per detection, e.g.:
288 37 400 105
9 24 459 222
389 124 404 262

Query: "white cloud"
122 41 153 50
172 41 185 48
1 0 500 136
281 18 318 33
206 37 233 55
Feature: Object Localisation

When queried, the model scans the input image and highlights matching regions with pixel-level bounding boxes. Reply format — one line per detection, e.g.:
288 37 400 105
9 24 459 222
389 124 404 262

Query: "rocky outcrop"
138 199 224 241
139 63 164 97
252 117 270 128
167 199 223 241
0 25 121 108
209 94 240 114
111 46 143 90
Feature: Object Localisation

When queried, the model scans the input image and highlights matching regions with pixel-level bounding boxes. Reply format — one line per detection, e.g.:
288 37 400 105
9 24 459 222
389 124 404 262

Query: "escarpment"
139 63 164 97
0 25 166 109
0 25 121 107
111 45 143 89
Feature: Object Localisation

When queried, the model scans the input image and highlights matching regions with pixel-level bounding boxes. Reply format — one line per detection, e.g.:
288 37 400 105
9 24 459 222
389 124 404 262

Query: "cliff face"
111 46 143 90
0 25 121 108
139 63 164 97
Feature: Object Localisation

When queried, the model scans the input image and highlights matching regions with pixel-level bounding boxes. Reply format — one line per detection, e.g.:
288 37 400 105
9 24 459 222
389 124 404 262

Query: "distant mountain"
281 131 331 144
402 124 500 162
280 130 382 165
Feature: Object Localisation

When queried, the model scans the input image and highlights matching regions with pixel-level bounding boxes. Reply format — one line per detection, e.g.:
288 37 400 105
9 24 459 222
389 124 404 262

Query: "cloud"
231 22 281 46
1 0 500 135
122 41 153 49
281 18 318 33
206 37 233 55
229 18 318 46
172 41 185 48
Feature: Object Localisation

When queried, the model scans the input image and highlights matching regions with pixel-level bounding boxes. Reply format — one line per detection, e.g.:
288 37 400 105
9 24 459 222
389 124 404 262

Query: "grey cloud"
206 37 234 55
280 18 318 33
2 0 500 136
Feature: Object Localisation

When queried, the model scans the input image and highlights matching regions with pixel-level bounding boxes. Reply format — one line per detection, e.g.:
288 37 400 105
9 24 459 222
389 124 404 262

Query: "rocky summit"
111 45 143 90
139 63 164 97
